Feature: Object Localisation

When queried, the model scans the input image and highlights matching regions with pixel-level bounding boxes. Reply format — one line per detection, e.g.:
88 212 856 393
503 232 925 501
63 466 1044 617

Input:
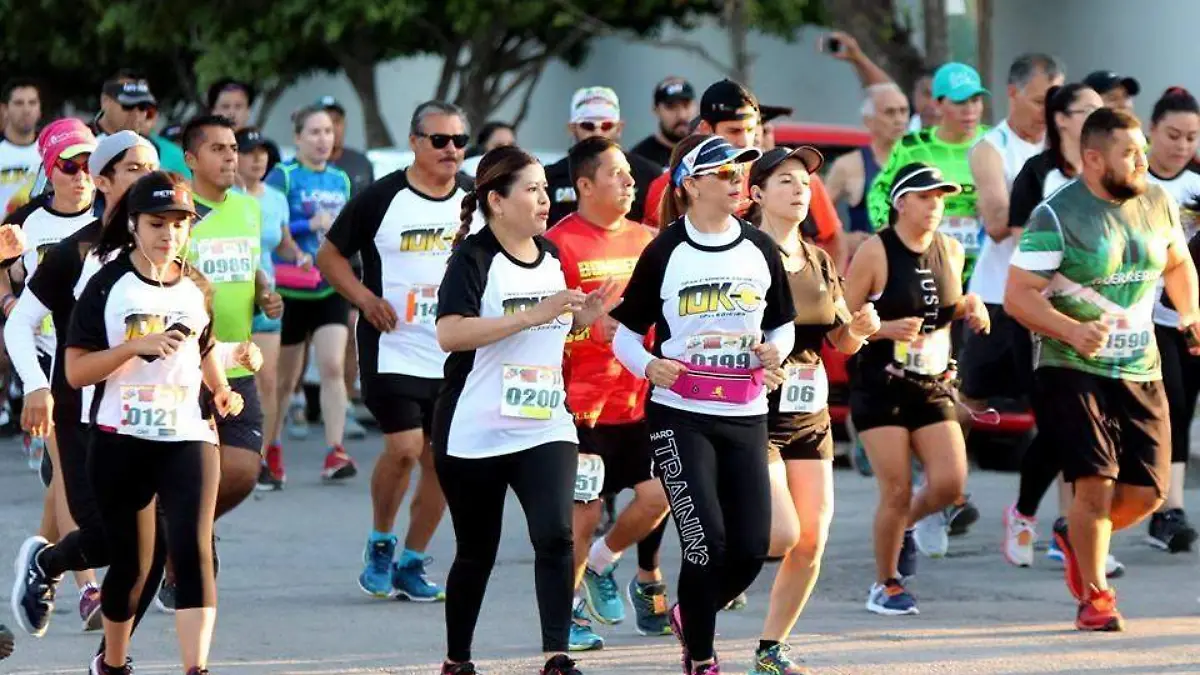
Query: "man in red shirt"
545 136 672 647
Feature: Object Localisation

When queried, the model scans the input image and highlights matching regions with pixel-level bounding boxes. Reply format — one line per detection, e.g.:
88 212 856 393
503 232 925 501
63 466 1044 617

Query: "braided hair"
455 145 539 248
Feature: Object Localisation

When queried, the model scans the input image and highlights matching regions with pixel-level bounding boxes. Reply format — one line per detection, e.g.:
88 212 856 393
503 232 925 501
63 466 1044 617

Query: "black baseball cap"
315 95 346 115
654 77 695 105
749 146 824 188
128 173 197 217
700 79 759 124
235 127 270 152
1083 70 1141 97
759 104 794 124
102 79 156 107
889 163 962 205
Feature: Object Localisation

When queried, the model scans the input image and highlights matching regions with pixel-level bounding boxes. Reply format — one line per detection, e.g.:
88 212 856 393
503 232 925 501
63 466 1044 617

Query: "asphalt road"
3 429 1200 675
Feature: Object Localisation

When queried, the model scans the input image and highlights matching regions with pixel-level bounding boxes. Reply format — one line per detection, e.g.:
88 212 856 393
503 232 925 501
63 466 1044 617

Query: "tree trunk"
827 0 927 95
724 0 752 85
254 80 289 129
340 54 394 149
977 0 995 123
922 0 949 66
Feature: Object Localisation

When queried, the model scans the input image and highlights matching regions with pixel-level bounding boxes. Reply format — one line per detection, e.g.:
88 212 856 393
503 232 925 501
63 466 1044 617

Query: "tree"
824 0 927 95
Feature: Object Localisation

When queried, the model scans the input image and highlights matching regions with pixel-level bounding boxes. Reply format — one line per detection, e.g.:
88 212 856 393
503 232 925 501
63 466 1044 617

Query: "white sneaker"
344 403 367 440
1002 503 1036 567
1106 554 1126 578
913 510 949 558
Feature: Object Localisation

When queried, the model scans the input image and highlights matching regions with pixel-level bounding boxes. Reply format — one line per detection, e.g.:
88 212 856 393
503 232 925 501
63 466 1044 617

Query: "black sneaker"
0 623 13 660
441 662 479 674
186 668 210 675
897 529 918 580
946 495 980 536
1146 508 1198 553
89 654 134 675
10 536 59 637
541 654 583 675
154 580 177 614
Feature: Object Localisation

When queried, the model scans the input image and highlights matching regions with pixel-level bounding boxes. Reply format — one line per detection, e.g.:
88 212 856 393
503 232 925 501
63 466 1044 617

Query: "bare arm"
1003 267 1078 342
201 346 231 394
436 313 536 353
842 235 884 312
1162 235 1200 325
824 153 854 206
316 240 372 309
827 323 867 355
65 344 139 389
970 142 1013 242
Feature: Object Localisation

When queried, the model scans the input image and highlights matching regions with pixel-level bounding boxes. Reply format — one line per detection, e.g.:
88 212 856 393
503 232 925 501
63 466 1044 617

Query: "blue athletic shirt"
265 159 350 298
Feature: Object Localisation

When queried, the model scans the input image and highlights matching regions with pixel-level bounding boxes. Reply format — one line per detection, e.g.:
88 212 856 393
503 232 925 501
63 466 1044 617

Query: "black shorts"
202 375 264 453
280 292 350 346
1032 366 1170 496
768 409 834 462
363 373 440 435
850 373 957 433
959 303 1034 402
575 420 654 502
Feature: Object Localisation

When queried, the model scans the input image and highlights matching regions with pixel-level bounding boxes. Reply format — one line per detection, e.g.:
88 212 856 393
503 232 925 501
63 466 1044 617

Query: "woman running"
844 162 989 617
746 146 880 674
1145 86 1200 552
265 105 355 483
433 146 613 675
66 172 242 675
611 133 795 675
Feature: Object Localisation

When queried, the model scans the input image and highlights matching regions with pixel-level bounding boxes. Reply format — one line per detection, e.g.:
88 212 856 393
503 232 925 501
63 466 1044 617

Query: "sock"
369 531 394 544
758 639 780 654
587 538 620 573
398 548 424 566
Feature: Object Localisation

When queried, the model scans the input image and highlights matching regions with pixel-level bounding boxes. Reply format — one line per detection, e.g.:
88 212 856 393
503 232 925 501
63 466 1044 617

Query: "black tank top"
847 147 881 234
853 227 961 381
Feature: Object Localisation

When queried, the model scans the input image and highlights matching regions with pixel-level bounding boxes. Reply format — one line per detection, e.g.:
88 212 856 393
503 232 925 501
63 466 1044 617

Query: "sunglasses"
695 164 744 182
577 120 618 133
417 133 469 149
54 157 90 176
120 102 155 113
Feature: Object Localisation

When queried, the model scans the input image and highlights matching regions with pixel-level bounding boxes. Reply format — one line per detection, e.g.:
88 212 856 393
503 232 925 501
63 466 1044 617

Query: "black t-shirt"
545 150 663 226
1009 150 1071 229
332 147 376 197
630 135 673 170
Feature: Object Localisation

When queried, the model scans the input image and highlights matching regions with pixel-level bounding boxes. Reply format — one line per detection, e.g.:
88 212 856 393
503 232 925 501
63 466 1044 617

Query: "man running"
0 79 41 213
91 73 188 177
545 87 662 225
1082 71 1140 114
208 78 282 173
1006 108 1200 631
545 137 672 649
318 100 473 602
630 77 697 170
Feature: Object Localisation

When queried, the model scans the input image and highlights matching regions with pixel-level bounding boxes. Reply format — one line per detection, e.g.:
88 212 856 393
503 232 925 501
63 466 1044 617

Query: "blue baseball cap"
931 63 989 103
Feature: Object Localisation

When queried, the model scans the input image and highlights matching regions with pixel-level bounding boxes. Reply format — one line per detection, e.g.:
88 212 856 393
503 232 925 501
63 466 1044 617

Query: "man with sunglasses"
92 72 191 179
545 87 663 227
318 100 475 603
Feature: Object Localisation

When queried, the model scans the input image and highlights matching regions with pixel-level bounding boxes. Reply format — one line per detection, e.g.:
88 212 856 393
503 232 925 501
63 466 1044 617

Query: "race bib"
574 453 606 502
942 216 982 256
404 284 438 326
684 333 755 370
37 314 53 337
1097 315 1153 360
779 363 829 414
893 330 951 376
119 384 185 438
195 238 254 284
500 365 563 420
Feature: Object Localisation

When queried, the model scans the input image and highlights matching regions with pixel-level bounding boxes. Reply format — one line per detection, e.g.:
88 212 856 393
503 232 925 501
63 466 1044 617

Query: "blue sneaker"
626 578 671 636
568 603 604 651
865 579 919 616
358 535 396 598
1046 536 1065 564
897 528 918 580
851 439 872 477
392 555 446 602
581 563 624 625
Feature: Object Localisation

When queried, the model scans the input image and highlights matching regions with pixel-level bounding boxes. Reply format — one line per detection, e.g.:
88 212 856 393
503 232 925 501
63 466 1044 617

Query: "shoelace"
763 643 797 665
594 570 620 602
1089 589 1117 613
369 543 392 575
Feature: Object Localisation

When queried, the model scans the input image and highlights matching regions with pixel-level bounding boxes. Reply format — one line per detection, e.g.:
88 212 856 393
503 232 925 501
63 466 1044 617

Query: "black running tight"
436 441 576 663
88 432 219 622
645 402 771 663
1157 324 1200 466
638 519 668 572
1015 432 1059 519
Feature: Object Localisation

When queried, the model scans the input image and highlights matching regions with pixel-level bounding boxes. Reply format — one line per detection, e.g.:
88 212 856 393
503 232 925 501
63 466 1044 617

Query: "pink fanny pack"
274 263 322 290
669 361 765 404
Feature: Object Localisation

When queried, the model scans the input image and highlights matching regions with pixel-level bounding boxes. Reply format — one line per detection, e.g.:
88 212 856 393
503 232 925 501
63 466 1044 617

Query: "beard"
661 121 688 143
1101 167 1148 201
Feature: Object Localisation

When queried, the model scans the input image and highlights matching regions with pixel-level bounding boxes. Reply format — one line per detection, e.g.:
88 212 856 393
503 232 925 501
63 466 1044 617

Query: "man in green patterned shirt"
1007 108 1200 632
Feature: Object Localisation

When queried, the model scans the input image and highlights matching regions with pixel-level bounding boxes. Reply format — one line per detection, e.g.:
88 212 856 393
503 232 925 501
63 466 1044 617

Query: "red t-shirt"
545 213 655 426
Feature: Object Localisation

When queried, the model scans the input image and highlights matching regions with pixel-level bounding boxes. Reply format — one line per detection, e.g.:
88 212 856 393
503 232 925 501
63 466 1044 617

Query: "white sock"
587 538 621 573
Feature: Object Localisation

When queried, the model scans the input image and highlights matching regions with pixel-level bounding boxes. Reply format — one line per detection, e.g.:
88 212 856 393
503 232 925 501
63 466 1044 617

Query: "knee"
769 516 801 559
531 525 574 561
879 481 912 513
221 450 260 492
926 474 965 508
316 350 345 381
634 483 670 519
383 435 423 465
791 513 832 564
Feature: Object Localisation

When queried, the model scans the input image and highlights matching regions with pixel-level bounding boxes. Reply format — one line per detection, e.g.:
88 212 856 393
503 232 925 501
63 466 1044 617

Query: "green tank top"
867 125 988 283
190 191 262 378
1011 180 1184 381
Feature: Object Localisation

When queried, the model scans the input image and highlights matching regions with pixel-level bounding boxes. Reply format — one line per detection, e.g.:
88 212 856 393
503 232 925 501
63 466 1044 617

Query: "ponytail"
660 133 714 228
455 191 478 249
1045 83 1088 176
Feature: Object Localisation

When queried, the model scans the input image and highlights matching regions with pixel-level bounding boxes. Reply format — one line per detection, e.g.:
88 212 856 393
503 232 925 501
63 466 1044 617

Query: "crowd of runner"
1 35 1199 675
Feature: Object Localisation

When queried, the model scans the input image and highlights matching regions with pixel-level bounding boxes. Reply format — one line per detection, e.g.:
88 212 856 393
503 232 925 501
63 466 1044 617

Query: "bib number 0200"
500 365 563 421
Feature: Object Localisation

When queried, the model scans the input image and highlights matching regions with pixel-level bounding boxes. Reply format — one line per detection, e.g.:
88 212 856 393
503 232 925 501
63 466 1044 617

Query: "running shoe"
541 654 583 675
391 555 445 602
79 584 102 632
865 578 919 616
945 495 979 536
626 578 671 636
750 643 808 675
185 669 209 675
358 535 397 598
155 580 177 614
0 623 12 660
568 603 604 652
1106 554 1126 578
1146 508 1198 553
441 662 480 675
1046 536 1065 564
668 603 691 674
914 510 949 558
11 536 58 637
694 663 721 675
1002 503 1036 568
285 398 309 440
1052 517 1083 601
345 403 368 440
582 563 624 625
321 445 357 481
89 655 134 675
257 442 286 490
1076 585 1124 632
723 592 747 610
850 439 872 477
897 528 918 580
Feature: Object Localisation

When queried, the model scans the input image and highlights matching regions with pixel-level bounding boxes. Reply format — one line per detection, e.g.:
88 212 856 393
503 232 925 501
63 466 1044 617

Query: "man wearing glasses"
545 86 663 226
92 72 190 178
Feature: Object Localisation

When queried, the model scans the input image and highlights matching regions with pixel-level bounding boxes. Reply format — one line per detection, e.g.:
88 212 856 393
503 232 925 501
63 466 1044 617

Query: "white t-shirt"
1148 166 1200 327
0 137 40 212
968 120 1044 304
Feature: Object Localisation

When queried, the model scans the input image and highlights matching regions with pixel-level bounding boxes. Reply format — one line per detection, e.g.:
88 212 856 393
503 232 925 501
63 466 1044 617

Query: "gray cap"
88 131 158 176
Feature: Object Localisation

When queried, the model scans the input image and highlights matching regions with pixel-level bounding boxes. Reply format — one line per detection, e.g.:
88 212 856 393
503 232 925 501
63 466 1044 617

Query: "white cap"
570 87 620 123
